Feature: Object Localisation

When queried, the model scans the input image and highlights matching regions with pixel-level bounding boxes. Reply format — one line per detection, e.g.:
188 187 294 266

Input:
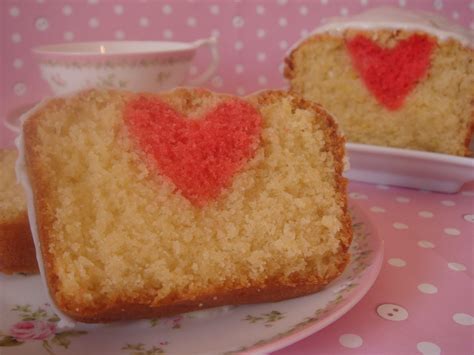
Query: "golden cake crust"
23 89 351 323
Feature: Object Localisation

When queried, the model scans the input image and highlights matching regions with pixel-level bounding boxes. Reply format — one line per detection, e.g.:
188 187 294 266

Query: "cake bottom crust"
62 253 350 323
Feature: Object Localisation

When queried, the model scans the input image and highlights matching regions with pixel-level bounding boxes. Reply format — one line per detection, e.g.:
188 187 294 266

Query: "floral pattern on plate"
0 304 86 354
122 342 168 355
0 205 383 355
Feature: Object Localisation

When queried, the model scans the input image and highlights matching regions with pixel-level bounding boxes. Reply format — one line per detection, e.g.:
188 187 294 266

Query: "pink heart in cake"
125 97 262 206
346 34 434 110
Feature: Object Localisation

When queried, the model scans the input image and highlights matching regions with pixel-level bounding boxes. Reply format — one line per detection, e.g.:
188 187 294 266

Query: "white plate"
0 205 383 355
345 142 474 193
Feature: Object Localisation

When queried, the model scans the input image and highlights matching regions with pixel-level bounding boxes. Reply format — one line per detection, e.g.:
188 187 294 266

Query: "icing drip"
287 7 473 56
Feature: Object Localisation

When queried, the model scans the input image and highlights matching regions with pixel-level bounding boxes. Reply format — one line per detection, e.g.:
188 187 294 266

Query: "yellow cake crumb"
24 89 351 318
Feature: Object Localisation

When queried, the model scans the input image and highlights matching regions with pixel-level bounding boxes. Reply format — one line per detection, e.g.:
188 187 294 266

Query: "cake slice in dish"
285 7 474 156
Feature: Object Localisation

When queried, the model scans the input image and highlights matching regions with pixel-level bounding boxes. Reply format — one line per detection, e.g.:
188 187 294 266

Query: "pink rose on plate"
10 320 57 341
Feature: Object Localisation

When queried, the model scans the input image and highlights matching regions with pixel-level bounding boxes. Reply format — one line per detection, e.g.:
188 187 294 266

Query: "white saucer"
345 142 474 193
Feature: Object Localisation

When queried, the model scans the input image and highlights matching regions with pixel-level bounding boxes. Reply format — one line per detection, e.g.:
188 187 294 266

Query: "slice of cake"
18 88 351 323
0 149 38 274
285 7 474 156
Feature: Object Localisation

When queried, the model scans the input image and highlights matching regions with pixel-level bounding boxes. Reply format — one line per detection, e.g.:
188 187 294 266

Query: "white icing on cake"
289 7 473 53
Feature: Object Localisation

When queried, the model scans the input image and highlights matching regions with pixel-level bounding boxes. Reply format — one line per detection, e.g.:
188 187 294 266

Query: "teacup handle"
187 37 219 86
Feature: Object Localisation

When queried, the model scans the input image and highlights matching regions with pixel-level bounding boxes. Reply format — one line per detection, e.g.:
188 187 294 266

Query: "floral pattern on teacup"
39 55 194 68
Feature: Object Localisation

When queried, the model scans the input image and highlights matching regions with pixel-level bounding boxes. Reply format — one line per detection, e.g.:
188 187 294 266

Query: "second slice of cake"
285 8 474 156
0 149 38 274
18 88 351 323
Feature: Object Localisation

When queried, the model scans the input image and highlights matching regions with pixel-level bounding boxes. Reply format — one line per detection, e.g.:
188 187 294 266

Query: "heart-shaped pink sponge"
346 34 434 110
125 96 262 206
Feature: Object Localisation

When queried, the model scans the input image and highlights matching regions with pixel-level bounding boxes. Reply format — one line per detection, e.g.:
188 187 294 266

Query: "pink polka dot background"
275 181 474 355
0 1 473 353
0 0 473 146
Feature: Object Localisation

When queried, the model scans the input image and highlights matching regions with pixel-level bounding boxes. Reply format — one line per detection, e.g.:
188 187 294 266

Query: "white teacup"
33 37 219 95
5 38 219 132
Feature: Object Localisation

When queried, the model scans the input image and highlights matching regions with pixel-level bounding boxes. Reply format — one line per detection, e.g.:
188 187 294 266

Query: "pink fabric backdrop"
0 0 472 147
0 1 473 354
